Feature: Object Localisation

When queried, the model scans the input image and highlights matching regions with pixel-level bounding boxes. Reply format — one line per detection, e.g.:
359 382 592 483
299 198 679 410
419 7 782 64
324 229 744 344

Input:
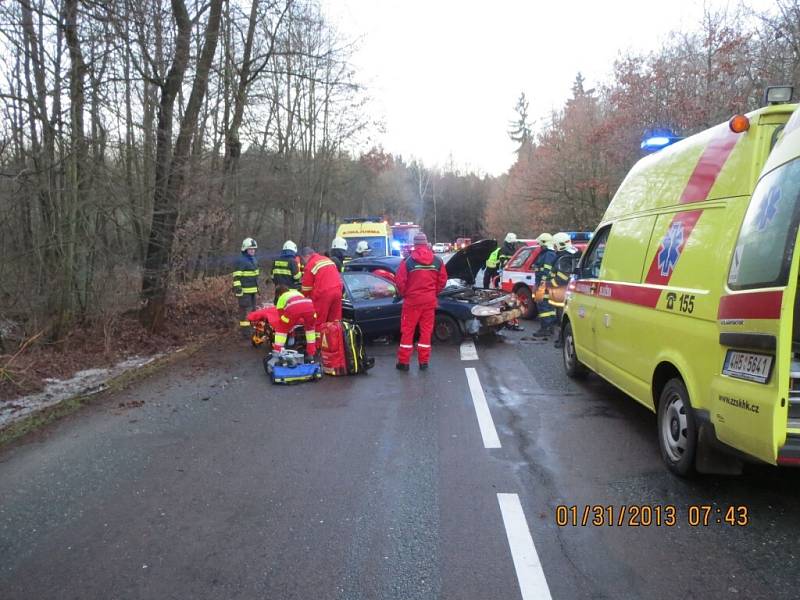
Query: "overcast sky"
319 0 775 176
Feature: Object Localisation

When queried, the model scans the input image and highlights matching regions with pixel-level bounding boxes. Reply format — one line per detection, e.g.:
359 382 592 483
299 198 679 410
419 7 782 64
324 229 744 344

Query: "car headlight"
471 305 501 317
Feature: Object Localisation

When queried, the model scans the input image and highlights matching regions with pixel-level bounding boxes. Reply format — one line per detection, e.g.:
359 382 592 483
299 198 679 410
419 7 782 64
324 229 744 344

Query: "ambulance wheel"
562 321 587 379
434 314 460 344
516 286 536 320
657 378 697 477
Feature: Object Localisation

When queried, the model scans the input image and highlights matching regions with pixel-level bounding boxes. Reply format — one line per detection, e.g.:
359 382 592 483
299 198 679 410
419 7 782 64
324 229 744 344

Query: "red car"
500 234 591 319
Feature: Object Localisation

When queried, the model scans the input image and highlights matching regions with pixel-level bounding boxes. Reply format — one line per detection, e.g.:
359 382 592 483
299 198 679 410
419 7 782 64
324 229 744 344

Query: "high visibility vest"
486 248 501 269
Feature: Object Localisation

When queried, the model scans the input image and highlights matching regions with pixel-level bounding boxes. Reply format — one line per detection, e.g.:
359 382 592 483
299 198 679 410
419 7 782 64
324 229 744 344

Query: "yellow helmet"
535 233 553 249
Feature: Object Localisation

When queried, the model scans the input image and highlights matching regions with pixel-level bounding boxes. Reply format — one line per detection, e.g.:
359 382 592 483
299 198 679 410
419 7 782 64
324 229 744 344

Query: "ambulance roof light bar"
641 133 683 152
764 86 793 106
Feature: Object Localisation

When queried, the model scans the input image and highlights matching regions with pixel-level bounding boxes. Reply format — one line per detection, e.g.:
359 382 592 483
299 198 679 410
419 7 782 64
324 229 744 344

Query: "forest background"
0 0 798 359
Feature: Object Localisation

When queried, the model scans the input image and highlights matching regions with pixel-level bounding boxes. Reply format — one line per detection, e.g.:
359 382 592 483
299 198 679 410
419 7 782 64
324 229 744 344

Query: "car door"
342 272 402 335
569 225 611 372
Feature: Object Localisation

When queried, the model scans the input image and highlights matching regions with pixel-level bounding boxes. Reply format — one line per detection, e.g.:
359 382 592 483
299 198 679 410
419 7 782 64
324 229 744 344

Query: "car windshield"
728 157 800 290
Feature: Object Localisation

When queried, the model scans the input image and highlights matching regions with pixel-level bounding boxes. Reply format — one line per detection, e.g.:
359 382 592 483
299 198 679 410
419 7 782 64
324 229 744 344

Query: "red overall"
395 246 448 365
301 253 343 333
248 291 317 354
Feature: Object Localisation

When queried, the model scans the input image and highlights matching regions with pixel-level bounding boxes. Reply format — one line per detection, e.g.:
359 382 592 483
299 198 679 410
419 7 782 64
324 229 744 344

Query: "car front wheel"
562 321 588 379
516 286 537 319
434 313 461 344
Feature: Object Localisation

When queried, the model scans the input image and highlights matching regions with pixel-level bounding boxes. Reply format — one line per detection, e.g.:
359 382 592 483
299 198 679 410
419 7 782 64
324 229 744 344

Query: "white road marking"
465 368 500 449
497 493 552 600
460 340 479 361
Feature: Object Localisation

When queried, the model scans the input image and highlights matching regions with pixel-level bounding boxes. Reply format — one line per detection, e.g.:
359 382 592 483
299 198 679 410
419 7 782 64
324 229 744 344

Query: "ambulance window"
580 226 611 279
728 158 800 290
771 125 785 151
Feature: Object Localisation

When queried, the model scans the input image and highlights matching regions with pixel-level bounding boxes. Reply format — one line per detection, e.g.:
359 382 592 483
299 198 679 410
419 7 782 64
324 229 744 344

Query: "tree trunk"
140 0 224 331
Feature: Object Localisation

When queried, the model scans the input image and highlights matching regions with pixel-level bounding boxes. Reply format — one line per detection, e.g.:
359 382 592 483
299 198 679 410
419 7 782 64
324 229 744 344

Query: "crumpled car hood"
445 239 497 284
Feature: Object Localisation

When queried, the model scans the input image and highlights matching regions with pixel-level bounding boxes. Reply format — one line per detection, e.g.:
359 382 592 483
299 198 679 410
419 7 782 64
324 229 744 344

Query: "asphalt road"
2 326 800 599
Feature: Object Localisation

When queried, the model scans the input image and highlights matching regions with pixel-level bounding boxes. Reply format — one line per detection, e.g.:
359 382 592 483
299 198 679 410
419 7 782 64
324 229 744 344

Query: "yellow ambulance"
562 87 800 474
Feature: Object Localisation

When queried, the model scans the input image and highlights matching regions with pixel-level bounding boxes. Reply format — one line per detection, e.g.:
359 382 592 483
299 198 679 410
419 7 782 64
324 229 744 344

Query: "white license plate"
723 350 773 384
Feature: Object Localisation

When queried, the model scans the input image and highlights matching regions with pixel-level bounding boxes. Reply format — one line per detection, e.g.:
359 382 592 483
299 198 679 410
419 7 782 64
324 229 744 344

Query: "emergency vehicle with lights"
501 233 591 319
562 86 800 475
335 218 421 257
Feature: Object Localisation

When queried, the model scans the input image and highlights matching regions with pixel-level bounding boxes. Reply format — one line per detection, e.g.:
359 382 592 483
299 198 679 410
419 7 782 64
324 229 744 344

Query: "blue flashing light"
642 136 672 149
566 231 593 242
641 129 683 153
391 240 402 250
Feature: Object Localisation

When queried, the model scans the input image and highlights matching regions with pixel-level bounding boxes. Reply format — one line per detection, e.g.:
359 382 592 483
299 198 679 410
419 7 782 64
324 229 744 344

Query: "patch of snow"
0 354 164 429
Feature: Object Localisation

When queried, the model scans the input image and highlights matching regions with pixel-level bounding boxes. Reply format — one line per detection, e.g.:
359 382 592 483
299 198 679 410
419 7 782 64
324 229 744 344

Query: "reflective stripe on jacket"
233 253 259 296
395 246 448 307
276 289 315 323
301 253 343 297
270 250 301 288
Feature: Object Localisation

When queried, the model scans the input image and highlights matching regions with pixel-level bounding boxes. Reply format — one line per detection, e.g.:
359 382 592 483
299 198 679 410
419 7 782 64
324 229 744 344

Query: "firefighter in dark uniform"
329 237 349 272
550 232 581 348
270 240 302 290
233 237 260 338
532 235 558 338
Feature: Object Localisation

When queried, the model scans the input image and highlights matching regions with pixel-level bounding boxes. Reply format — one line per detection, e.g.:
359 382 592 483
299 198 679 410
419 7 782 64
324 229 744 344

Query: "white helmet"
504 232 517 244
553 232 572 252
356 240 370 254
331 237 347 251
282 240 297 253
241 237 258 251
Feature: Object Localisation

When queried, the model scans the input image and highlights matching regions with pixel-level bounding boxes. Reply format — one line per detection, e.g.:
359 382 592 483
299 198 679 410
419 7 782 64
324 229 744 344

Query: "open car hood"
445 239 497 284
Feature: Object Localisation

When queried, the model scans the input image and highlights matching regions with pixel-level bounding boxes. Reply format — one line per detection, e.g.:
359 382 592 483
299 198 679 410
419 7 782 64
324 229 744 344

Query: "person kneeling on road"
248 285 318 361
395 232 448 372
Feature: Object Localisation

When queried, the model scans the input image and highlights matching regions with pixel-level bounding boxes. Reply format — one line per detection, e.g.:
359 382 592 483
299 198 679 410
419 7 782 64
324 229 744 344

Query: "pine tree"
508 92 533 151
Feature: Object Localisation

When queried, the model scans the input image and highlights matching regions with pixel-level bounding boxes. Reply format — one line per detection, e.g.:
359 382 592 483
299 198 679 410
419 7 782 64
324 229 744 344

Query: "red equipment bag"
320 321 347 376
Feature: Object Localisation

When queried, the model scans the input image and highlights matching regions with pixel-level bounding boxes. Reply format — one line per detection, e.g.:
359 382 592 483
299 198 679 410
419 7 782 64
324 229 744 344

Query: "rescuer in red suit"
395 232 448 371
300 246 343 336
247 285 318 357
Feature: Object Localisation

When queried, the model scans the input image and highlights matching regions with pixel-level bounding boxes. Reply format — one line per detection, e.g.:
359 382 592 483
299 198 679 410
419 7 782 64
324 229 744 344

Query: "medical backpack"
320 320 374 376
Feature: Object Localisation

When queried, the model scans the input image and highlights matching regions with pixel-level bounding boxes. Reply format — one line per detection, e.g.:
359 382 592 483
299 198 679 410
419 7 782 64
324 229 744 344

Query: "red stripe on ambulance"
679 129 740 204
643 210 703 286
717 290 783 320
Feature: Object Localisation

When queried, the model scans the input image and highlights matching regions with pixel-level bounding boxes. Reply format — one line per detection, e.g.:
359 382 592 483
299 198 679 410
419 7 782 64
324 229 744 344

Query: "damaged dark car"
342 239 524 343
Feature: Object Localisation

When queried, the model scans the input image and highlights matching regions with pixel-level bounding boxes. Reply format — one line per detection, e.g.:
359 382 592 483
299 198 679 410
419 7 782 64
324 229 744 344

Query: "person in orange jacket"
247 285 318 358
300 246 343 336
395 232 448 371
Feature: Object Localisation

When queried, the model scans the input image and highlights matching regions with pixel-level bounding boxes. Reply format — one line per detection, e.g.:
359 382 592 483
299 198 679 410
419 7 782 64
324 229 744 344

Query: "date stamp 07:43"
555 504 750 527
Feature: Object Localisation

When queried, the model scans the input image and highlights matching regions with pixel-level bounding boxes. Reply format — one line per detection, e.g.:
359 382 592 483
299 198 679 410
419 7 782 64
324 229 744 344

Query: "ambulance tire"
516 286 536 320
562 321 588 379
657 378 697 477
